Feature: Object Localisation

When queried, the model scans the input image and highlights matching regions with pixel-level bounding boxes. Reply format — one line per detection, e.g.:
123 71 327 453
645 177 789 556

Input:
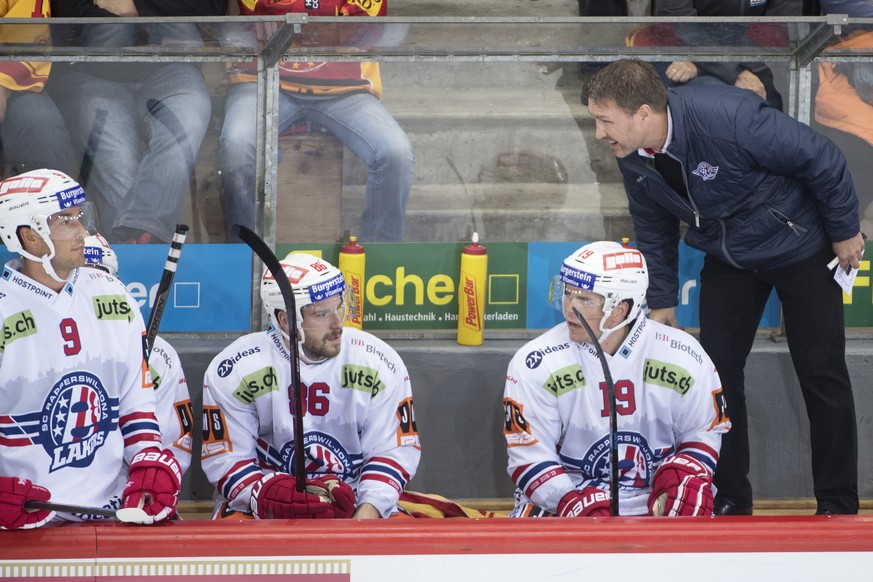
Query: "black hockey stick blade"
24 500 152 524
573 307 620 517
144 224 189 359
233 224 307 492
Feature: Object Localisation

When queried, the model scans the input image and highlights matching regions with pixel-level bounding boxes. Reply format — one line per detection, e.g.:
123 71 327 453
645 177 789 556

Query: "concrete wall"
174 334 873 503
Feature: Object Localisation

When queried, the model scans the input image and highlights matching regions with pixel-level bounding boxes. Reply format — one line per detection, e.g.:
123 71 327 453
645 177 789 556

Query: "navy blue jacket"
618 83 860 309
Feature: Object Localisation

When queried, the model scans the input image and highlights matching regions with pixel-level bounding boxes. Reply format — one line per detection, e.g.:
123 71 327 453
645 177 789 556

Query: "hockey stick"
24 500 152 525
233 224 306 493
144 224 189 359
573 307 620 517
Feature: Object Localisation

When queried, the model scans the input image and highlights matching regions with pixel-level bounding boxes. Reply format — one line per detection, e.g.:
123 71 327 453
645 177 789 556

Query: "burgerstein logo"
41 371 117 472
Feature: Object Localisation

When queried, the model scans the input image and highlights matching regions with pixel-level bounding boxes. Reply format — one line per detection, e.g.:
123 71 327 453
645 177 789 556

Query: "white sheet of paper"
834 265 859 296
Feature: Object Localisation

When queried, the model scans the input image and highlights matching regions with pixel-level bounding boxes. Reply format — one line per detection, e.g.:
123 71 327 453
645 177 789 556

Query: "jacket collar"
638 104 675 158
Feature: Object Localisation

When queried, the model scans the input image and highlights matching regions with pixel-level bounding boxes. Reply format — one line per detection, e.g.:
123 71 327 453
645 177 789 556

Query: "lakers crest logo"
41 371 118 472
692 161 719 181
281 431 353 479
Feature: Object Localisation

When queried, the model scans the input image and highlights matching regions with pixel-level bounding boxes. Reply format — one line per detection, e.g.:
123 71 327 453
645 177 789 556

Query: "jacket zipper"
768 207 808 236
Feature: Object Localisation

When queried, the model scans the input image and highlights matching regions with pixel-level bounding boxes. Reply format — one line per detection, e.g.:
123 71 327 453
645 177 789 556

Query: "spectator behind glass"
651 0 802 111
814 0 873 234
219 0 414 243
0 0 72 176
47 0 226 244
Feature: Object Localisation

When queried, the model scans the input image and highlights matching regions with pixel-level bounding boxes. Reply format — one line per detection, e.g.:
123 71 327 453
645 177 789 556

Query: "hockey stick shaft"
24 500 153 524
25 499 116 517
144 225 189 359
233 225 306 493
573 308 620 517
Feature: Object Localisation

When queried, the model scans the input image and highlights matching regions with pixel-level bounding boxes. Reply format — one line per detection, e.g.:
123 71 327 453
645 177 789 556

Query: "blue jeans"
1 90 71 175
219 83 413 242
52 64 211 243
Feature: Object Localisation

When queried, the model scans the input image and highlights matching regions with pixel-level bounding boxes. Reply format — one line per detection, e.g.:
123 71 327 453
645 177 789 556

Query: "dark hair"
584 59 668 115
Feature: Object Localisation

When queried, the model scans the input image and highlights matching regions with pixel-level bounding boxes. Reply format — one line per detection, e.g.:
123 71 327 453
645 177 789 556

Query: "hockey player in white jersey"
0 169 182 529
83 234 194 474
504 241 730 517
201 252 420 519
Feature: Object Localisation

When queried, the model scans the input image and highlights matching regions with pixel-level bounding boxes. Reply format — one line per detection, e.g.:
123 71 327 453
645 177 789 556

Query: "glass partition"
2 16 871 332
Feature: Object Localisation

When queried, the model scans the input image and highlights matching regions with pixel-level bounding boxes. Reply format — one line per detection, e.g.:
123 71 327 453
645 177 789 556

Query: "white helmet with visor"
260 252 356 344
83 233 119 277
549 240 649 337
0 169 93 281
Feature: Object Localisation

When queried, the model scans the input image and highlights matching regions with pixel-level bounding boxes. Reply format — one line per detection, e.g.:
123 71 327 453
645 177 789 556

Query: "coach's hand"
0 476 55 530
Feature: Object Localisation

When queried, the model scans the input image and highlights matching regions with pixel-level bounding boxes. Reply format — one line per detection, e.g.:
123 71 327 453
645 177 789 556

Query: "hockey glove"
0 476 55 530
648 454 713 517
123 448 182 524
557 487 611 517
250 473 357 519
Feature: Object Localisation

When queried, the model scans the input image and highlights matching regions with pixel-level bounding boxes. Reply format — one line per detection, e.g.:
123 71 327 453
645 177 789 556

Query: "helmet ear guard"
553 241 649 337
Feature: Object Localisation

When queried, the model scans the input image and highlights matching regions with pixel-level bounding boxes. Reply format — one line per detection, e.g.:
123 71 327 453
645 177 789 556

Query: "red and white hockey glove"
0 476 55 530
557 487 611 517
123 448 182 524
250 473 356 519
648 454 713 517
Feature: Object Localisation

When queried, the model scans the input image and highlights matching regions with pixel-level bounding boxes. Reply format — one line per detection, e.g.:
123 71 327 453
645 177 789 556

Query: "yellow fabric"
398 491 508 518
0 0 51 92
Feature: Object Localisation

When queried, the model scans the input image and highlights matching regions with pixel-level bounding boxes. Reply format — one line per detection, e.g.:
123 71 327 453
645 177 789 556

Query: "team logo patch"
692 161 719 181
41 371 117 472
619 346 632 359
282 431 353 479
92 295 134 322
643 358 695 395
582 432 656 490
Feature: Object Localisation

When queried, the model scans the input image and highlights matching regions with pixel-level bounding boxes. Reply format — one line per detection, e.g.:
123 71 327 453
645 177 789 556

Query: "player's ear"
17 225 39 251
276 309 289 332
611 299 632 323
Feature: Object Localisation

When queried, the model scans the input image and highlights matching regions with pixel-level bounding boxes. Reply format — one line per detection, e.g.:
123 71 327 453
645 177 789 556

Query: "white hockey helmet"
83 233 119 277
0 169 88 253
0 169 92 281
260 252 352 343
550 240 648 336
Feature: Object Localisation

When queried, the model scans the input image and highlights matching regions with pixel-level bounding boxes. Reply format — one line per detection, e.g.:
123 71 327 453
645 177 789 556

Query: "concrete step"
343 62 623 188
341 181 633 242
